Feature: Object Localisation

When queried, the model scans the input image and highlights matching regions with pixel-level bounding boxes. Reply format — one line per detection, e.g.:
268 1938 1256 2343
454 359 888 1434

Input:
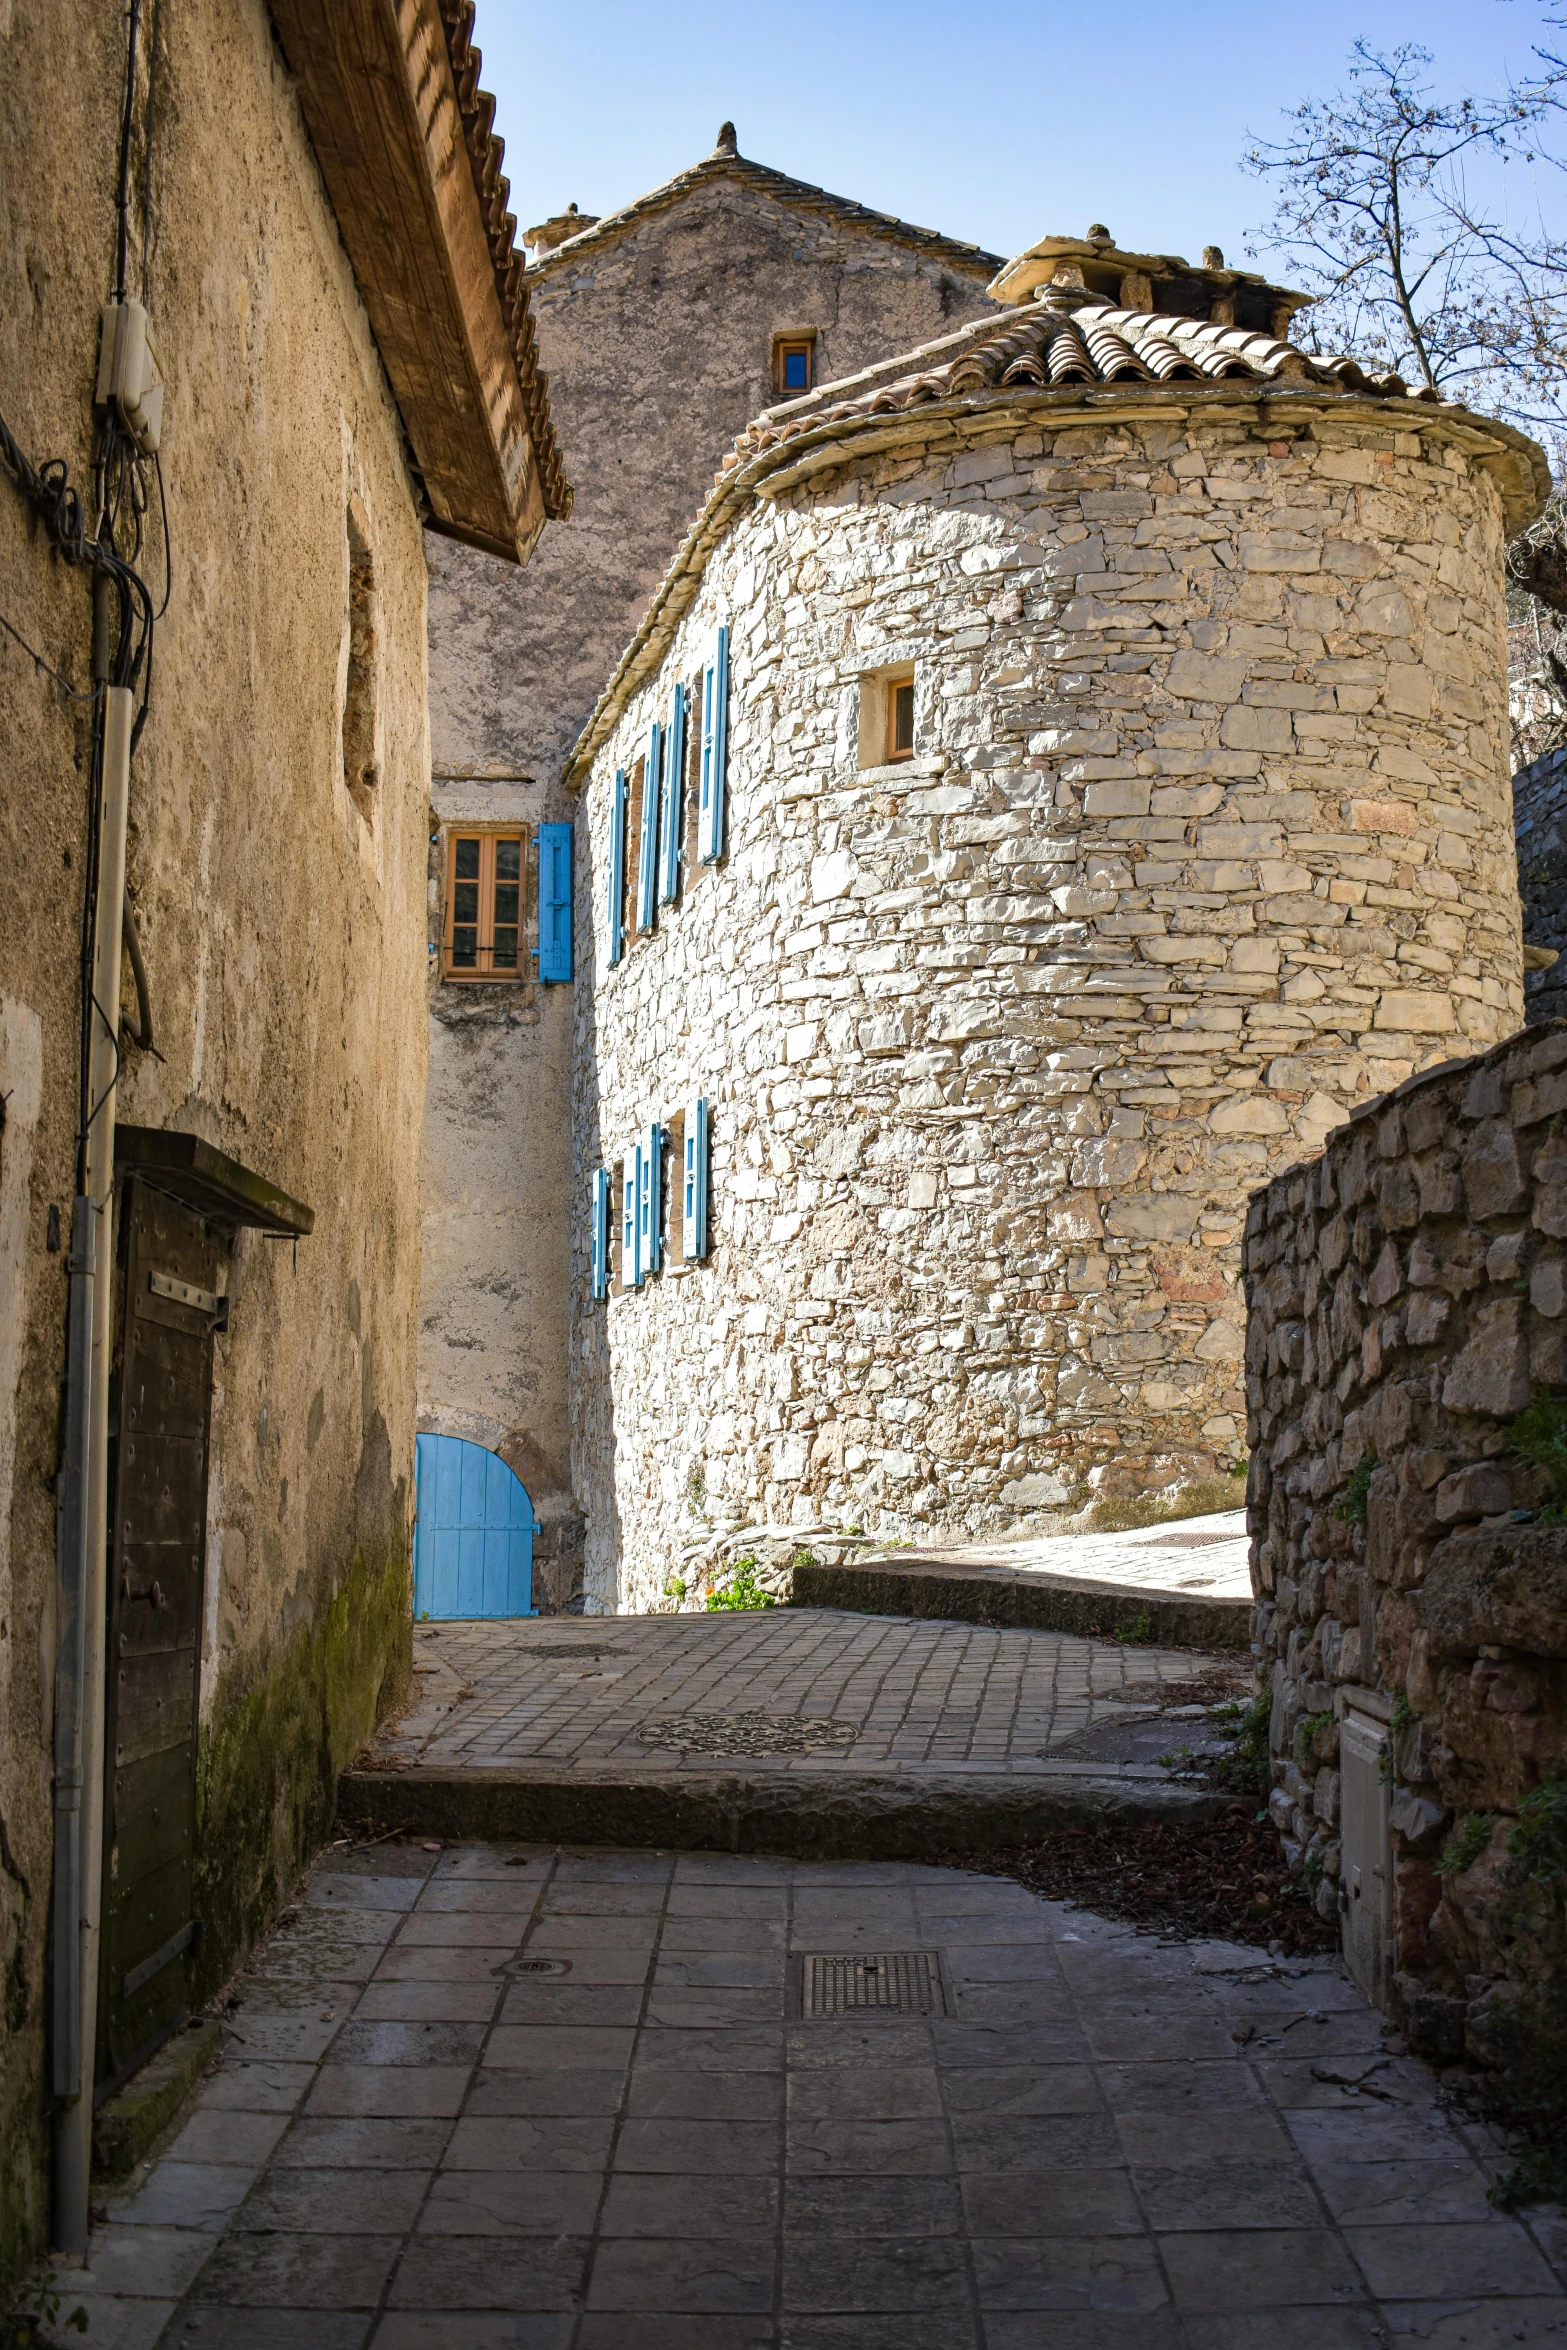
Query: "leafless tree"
1245 30 1567 641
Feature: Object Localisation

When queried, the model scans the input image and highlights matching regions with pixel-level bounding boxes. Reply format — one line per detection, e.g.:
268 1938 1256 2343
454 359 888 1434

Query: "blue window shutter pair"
683 1097 710 1261
637 722 662 933
639 1121 663 1274
622 1152 640 1288
608 771 627 967
659 684 685 906
591 1166 610 1299
537 822 573 983
699 625 729 864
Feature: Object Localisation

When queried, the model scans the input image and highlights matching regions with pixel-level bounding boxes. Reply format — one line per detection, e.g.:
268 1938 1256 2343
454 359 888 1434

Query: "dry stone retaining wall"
573 395 1526 1613
1245 1022 1567 2046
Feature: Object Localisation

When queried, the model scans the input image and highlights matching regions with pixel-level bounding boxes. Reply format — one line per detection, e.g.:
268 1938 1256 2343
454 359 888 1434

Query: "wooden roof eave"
268 0 557 563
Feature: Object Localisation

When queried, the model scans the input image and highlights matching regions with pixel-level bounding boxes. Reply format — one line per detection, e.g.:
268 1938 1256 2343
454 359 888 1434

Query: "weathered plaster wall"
418 773 581 1603
0 0 428 2272
418 171 999 1603
571 398 1525 1614
1245 1023 1567 2054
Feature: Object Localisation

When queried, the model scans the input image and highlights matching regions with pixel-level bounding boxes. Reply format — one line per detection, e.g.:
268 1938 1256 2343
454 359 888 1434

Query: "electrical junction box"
96 301 164 455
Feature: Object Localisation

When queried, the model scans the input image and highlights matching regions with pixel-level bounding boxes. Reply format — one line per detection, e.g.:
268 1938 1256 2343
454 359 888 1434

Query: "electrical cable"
139 0 162 301
112 0 142 303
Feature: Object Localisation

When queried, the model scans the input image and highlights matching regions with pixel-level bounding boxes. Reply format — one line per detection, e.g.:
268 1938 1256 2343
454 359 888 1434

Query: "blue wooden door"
413 1434 537 1619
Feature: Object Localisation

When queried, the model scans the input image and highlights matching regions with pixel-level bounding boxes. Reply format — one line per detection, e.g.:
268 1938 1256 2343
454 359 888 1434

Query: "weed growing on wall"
704 1556 778 1612
1438 1812 1494 1878
1508 1387 1567 1515
1472 1769 1567 2208
1337 1455 1376 1526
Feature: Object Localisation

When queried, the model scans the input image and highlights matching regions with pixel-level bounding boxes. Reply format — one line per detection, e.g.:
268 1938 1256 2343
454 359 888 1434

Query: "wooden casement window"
773 334 815 396
444 830 525 980
884 671 915 763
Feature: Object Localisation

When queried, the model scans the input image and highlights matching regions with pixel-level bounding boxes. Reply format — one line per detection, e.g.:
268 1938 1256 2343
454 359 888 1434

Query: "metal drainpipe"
52 680 133 2255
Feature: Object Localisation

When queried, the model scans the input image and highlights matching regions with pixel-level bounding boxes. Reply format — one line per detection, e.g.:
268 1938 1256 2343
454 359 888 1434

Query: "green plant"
1207 1690 1273 1799
1112 1609 1157 1646
2 2275 88 2345
662 1576 687 1604
685 1463 707 1509
1438 1811 1494 1878
792 1549 816 1571
1293 1708 1333 1768
704 1556 778 1612
1391 1687 1416 1737
1337 1454 1376 1526
1509 1387 1567 1515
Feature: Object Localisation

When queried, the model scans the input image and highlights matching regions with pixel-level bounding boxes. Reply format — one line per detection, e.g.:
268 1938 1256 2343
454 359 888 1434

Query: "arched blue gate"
413 1434 537 1620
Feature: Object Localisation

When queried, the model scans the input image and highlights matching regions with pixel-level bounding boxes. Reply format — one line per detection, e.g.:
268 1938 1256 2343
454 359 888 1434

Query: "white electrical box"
1341 1704 1394 2010
96 301 164 455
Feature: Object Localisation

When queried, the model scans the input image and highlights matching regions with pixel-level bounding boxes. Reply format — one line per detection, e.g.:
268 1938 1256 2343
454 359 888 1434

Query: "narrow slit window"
444 831 528 981
886 673 915 763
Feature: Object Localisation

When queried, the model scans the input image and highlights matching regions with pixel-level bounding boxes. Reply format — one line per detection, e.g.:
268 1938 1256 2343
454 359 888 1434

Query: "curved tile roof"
564 286 1550 788
721 289 1438 483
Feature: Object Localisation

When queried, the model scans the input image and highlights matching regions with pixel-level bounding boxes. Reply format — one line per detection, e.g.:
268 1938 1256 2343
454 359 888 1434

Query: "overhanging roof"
267 0 570 561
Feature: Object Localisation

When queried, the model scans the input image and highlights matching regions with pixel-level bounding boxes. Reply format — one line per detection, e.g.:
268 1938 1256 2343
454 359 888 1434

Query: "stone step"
337 1760 1239 1861
791 1554 1252 1650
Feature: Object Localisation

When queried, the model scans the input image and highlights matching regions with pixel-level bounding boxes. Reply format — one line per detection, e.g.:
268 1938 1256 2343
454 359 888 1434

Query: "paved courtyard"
58 1838 1567 2347
366 1607 1242 1781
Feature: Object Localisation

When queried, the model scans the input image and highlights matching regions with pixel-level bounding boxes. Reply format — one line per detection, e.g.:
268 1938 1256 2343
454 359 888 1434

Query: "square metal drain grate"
799 1952 947 2017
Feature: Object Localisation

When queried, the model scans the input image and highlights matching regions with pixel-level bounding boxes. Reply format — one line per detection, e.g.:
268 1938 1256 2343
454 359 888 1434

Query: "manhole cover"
634 1710 857 1756
799 1952 947 2017
492 1956 572 1979
522 1645 616 1662
1148 1530 1236 1550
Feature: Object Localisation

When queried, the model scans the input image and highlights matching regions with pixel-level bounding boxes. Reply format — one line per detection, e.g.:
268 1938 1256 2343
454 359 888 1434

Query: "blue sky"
473 0 1558 279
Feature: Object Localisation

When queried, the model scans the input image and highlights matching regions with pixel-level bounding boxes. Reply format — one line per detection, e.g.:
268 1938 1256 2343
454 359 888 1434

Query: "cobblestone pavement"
886 1510 1252 1603
61 1840 1567 2347
367 1609 1239 1779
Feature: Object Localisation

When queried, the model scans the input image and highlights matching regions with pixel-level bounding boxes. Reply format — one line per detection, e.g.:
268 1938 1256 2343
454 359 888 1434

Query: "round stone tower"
566 277 1547 1611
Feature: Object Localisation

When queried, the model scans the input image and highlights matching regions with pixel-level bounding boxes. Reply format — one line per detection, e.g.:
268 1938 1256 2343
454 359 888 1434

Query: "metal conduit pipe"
52 680 133 2256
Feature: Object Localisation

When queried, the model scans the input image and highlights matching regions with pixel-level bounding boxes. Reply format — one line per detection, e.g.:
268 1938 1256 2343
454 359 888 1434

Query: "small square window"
443 830 528 981
773 335 815 397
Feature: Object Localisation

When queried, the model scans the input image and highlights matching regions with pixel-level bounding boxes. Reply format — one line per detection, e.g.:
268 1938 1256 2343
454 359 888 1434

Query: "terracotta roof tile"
438 0 571 519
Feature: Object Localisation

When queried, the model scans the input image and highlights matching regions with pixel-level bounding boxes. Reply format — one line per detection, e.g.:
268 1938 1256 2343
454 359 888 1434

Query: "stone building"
418 130 1004 1604
0 0 559 2270
565 274 1546 1612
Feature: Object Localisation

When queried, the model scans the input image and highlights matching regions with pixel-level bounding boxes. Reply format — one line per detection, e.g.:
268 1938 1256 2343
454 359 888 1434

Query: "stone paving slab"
365 1607 1241 1778
54 1839 1567 2347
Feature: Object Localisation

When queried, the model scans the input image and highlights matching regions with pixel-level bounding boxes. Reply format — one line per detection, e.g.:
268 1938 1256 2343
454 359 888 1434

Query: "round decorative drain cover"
522 1645 615 1662
634 1709 857 1756
494 1956 572 1979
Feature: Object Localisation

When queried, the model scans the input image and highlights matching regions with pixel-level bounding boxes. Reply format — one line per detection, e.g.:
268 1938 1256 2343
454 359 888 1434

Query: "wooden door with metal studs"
97 1175 224 2094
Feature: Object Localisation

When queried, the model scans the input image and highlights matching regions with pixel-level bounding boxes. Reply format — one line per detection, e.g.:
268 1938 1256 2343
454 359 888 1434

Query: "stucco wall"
418 170 999 1601
570 398 1525 1614
0 0 428 2271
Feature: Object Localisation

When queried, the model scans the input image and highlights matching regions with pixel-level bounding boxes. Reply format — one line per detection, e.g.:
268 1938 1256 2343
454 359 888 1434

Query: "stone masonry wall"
1245 1023 1567 2046
571 392 1525 1613
1514 741 1567 1024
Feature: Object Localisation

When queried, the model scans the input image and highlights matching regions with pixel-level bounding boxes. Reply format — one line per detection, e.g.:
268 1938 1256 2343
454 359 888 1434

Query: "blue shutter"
537 822 573 983
623 1148 643 1288
659 684 685 905
608 770 627 967
591 1166 610 1299
642 1120 663 1273
637 722 662 932
683 1096 710 1261
698 624 729 864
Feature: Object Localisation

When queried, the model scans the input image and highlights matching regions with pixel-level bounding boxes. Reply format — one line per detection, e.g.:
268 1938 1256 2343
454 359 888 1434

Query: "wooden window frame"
772 332 816 398
883 670 916 764
442 824 531 983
